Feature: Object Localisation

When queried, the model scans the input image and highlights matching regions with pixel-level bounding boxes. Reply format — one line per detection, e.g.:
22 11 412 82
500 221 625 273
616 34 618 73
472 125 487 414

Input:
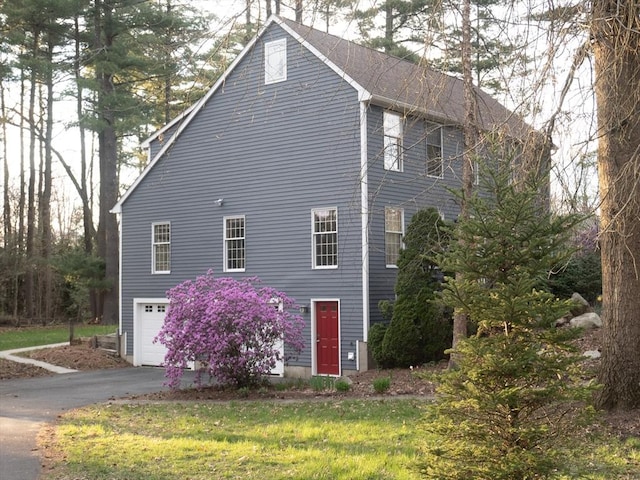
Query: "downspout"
360 100 369 342
116 210 123 356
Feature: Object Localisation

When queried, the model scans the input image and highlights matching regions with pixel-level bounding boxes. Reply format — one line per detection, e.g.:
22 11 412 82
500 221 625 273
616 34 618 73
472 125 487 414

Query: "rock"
554 316 571 327
336 376 353 385
570 312 602 329
570 292 593 317
583 350 601 359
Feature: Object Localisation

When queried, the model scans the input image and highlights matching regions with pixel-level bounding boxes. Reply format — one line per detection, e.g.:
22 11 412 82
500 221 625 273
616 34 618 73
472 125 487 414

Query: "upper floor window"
383 111 403 171
152 222 170 274
426 122 443 177
265 38 287 84
385 207 404 267
312 208 338 268
224 216 245 272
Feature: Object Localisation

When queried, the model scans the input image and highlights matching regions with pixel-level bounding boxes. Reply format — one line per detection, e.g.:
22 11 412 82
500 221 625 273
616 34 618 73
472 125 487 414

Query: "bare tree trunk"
266 0 272 17
25 30 40 322
164 0 172 124
592 0 640 410
15 68 26 321
74 14 95 255
1 83 10 250
295 0 303 22
384 2 393 54
450 0 478 367
41 33 55 322
95 0 120 325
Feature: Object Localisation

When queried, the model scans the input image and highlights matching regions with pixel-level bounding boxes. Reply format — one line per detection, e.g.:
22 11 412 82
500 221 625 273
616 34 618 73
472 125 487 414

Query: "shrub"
368 321 391 367
372 376 391 393
334 379 351 392
156 271 305 389
549 250 602 304
309 376 334 391
377 208 452 368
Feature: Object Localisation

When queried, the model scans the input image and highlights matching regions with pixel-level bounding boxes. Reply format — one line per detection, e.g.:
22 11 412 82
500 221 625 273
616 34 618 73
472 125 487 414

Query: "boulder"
583 350 601 359
569 292 593 317
336 376 353 385
570 312 602 329
554 316 571 328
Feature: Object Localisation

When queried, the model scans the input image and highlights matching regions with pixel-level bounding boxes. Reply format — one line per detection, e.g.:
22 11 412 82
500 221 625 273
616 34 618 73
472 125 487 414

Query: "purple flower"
155 270 305 388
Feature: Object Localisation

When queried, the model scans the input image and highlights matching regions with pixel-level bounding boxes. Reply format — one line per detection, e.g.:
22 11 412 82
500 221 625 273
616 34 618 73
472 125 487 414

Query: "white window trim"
264 38 287 84
311 207 338 269
383 111 403 172
151 222 171 274
385 207 404 268
426 123 444 178
223 215 246 273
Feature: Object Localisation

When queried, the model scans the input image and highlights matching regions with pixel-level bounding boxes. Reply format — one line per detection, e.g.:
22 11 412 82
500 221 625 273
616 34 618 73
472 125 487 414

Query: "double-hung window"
385 207 404 267
152 222 171 274
312 208 338 268
224 216 245 272
426 122 443 177
383 111 403 171
264 38 287 84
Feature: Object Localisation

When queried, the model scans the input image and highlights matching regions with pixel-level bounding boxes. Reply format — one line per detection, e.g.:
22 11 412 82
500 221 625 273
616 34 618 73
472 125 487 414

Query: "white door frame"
310 298 341 376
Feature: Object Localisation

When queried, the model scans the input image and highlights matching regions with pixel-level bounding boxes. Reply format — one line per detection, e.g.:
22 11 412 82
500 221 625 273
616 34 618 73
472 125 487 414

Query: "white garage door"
135 302 169 367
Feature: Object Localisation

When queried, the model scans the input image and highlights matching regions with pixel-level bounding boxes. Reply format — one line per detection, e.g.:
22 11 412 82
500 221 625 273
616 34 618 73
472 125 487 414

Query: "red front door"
315 301 340 375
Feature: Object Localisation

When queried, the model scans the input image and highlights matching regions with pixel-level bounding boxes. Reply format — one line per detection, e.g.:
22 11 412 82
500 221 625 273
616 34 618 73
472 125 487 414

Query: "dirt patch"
0 340 130 380
22 341 130 371
133 364 442 403
0 358 53 380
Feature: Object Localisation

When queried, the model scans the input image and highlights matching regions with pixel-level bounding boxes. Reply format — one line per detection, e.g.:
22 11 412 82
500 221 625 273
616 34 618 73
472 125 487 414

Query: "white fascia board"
276 18 371 103
369 94 455 126
111 17 280 214
139 104 196 149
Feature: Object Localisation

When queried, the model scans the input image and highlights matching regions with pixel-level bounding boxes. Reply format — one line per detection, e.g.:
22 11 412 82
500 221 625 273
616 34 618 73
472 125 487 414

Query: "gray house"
112 15 531 377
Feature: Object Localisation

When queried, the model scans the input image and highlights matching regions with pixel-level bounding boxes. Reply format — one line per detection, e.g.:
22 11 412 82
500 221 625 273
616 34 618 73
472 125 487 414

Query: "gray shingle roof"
280 17 531 139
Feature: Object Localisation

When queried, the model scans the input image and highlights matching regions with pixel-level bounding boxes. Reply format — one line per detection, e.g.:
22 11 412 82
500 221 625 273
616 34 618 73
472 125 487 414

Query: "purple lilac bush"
155 271 305 388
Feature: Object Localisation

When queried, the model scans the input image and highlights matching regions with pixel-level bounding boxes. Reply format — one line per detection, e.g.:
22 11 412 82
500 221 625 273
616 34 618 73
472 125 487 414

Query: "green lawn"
0 324 116 350
42 399 639 480
44 399 425 480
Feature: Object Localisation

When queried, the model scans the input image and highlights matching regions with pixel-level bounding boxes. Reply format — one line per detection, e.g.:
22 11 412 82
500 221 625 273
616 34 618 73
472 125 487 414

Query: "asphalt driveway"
0 366 195 480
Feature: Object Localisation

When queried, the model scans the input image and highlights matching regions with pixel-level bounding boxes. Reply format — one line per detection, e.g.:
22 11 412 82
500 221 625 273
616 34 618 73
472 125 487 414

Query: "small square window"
265 39 287 84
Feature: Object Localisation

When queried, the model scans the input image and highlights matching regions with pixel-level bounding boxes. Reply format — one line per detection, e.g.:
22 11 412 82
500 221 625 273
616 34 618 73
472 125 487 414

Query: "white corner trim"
360 101 370 342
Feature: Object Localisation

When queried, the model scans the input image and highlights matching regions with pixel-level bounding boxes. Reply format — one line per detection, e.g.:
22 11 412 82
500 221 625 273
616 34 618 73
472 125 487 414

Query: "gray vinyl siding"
120 24 364 372
366 106 464 324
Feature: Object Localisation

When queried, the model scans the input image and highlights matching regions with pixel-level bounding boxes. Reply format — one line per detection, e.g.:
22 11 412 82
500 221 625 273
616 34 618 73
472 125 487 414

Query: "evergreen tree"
420 158 594 479
349 0 437 61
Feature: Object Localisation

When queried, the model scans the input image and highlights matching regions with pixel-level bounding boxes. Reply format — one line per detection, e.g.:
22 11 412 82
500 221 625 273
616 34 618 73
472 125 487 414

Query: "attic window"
265 38 287 84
